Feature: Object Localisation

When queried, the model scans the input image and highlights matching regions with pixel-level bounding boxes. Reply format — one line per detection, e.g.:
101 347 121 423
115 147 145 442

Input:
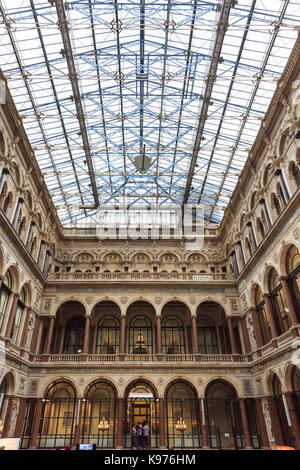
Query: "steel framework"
0 0 299 225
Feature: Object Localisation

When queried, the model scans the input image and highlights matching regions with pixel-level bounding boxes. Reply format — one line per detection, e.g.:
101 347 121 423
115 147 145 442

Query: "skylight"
0 0 299 225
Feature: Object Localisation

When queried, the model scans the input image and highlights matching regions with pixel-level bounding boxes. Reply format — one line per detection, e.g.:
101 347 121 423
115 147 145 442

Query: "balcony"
47 272 235 282
33 353 248 365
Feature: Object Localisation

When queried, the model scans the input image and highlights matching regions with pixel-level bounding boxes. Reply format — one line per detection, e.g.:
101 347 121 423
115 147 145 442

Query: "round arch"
279 242 300 276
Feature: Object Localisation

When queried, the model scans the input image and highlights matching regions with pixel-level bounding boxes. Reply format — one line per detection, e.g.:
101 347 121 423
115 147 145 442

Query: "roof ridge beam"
182 0 233 205
54 0 100 208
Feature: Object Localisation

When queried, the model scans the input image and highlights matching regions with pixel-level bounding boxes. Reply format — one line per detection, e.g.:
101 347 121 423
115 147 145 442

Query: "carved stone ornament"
85 297 93 305
28 379 38 396
120 297 127 305
78 377 85 386
155 297 162 305
189 297 196 305
293 228 300 240
157 377 164 386
118 377 125 386
243 379 253 396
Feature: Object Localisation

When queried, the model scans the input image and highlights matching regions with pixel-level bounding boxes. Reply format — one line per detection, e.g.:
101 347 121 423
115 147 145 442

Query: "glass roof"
0 0 299 225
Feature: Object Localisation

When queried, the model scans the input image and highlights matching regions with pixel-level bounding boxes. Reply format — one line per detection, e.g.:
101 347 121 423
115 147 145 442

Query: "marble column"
120 315 126 356
159 398 165 448
156 315 162 355
14 398 27 438
28 399 43 449
116 398 124 449
227 316 237 354
83 316 90 354
191 316 198 354
4 293 19 339
19 307 32 350
199 398 209 449
44 316 55 356
263 294 278 345
267 396 284 446
250 307 263 350
1 396 14 437
284 392 300 449
280 276 299 332
239 398 253 449
255 398 270 449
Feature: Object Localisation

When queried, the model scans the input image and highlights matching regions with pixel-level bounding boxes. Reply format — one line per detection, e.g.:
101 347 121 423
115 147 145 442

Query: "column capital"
279 275 288 282
12 292 20 299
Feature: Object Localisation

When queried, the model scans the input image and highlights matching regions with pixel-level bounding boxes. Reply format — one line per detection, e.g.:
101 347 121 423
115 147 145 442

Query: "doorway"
124 381 158 448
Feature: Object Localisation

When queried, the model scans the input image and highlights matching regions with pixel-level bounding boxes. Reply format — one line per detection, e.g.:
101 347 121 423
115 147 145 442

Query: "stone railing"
33 353 247 364
47 272 235 282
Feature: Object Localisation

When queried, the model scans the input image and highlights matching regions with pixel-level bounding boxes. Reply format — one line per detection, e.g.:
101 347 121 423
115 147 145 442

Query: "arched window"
18 216 26 237
272 193 281 217
162 316 185 354
268 268 291 335
205 381 244 449
286 245 300 319
96 316 120 354
254 285 271 345
0 376 7 426
37 381 77 448
63 316 85 354
272 375 294 448
257 217 265 241
129 316 153 354
10 287 26 344
291 162 300 188
81 381 117 448
165 381 200 449
0 271 12 333
2 193 11 214
197 316 218 354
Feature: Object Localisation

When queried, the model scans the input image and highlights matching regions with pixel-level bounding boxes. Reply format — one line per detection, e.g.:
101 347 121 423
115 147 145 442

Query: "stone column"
14 398 27 438
28 399 43 449
19 307 32 350
30 316 41 355
4 293 19 340
199 398 209 449
119 315 126 359
267 396 284 446
227 316 237 354
83 316 90 354
250 307 263 350
255 398 270 449
73 398 82 449
44 316 55 356
159 398 165 448
156 315 162 356
240 315 252 356
284 392 300 450
116 398 124 449
191 315 198 354
239 398 253 449
279 276 299 332
1 396 14 437
264 294 278 346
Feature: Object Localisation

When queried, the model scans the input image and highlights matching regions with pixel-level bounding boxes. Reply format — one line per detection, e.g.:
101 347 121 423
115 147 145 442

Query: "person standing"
142 421 151 450
131 423 137 450
136 422 143 450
